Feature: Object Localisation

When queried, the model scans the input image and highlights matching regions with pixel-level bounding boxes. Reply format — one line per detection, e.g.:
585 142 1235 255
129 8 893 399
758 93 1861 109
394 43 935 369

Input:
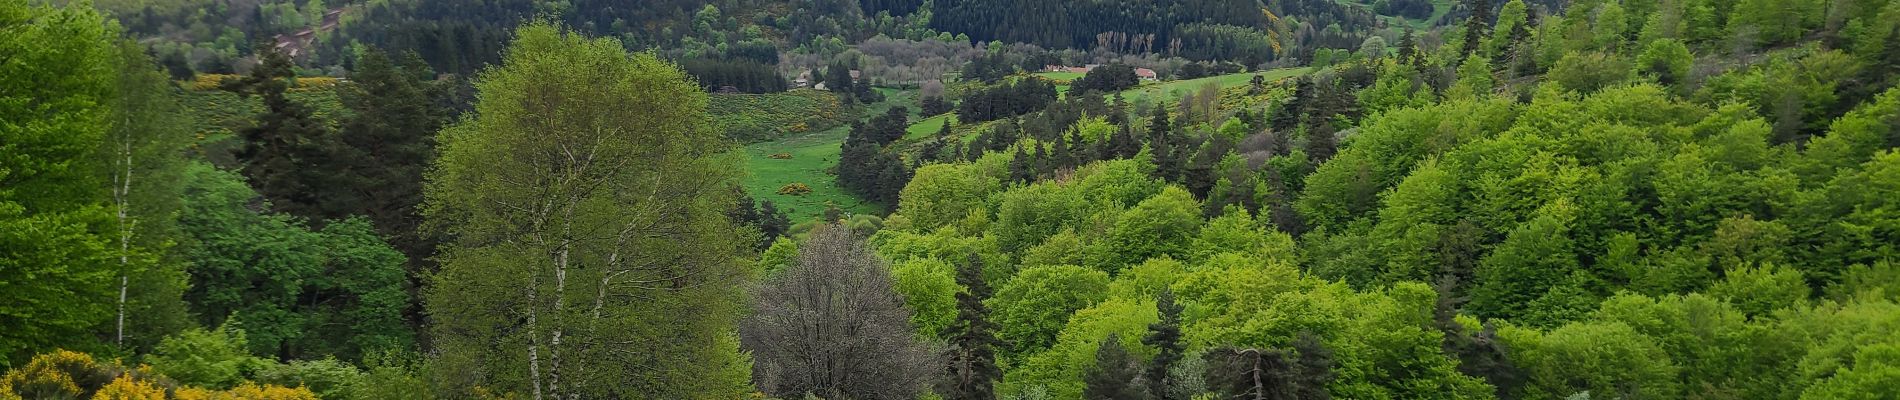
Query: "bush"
148 325 271 389
778 183 813 196
1548 51 1633 94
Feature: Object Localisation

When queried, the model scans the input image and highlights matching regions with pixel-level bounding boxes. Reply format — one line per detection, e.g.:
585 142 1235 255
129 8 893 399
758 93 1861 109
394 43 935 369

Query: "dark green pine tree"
226 45 336 221
1052 130 1075 170
1143 289 1186 400
1033 142 1053 177
335 49 446 266
1009 145 1034 184
1397 27 1423 67
1066 128 1090 167
1204 346 1294 400
1184 137 1220 199
1306 122 1338 165
944 254 1003 400
1262 166 1306 236
1460 0 1493 60
1084 334 1149 400
1289 333 1335 400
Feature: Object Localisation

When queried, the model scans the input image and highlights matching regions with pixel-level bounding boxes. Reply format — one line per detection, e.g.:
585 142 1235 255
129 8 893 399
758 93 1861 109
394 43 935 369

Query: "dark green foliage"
944 254 1004 400
177 163 412 361
838 107 915 207
1142 289 1185 400
223 46 337 223
1070 64 1141 95
334 49 447 266
1202 335 1333 400
1083 334 1148 400
1460 0 1493 59
681 58 789 93
959 78 1058 123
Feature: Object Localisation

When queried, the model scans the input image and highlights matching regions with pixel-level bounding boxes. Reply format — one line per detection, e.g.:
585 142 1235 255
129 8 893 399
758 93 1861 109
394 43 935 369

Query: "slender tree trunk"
528 267 545 400
114 138 132 347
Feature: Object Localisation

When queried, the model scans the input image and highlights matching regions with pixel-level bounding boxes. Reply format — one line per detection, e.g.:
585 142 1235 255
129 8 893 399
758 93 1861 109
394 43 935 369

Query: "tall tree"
1143 289 1186 400
334 49 446 266
742 224 935 399
1460 0 1494 59
102 40 195 352
423 23 753 399
944 254 1003 400
0 0 122 366
1084 334 1149 400
224 46 336 222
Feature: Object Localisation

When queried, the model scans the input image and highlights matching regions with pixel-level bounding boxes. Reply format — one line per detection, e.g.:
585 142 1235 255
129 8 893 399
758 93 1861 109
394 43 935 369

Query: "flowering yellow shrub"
174 382 318 400
0 350 97 399
778 183 813 195
92 375 167 400
192 74 239 91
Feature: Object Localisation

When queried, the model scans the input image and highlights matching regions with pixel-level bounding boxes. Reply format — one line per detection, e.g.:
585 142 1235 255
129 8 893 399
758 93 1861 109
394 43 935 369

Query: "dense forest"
6 0 1900 398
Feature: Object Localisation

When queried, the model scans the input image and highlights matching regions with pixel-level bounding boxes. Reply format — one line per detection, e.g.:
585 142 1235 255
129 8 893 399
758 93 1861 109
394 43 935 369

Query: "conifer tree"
227 46 337 221
1144 289 1186 400
1460 0 1493 60
944 254 1003 400
1084 334 1148 400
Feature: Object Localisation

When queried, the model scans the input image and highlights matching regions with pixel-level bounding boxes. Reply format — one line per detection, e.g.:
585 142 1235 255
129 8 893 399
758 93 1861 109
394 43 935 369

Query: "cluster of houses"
791 69 860 90
1044 64 1159 80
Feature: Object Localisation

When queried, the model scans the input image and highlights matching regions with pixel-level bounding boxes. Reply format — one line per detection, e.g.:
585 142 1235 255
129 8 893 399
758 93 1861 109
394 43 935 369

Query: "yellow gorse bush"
0 350 317 400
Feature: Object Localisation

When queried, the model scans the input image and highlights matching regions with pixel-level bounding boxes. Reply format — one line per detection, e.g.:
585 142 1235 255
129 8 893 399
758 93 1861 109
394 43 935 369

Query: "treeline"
929 0 1265 50
681 58 789 93
957 77 1058 123
838 107 916 207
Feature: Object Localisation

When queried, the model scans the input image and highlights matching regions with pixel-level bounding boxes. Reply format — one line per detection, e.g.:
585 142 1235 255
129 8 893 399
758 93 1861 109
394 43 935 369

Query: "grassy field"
707 89 847 143
1033 71 1085 82
1119 68 1307 103
740 88 916 221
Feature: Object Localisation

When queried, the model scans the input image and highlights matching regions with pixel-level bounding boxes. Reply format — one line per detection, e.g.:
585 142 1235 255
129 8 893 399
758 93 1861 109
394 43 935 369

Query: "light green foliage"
1547 51 1633 94
1632 39 1693 88
255 358 364 399
901 163 1003 232
1830 261 1900 302
1593 2 1630 50
1297 98 1516 233
1469 203 1581 322
988 265 1112 358
1799 343 1900 399
892 257 961 339
1797 87 1900 181
1710 264 1810 317
0 0 121 366
148 324 271 389
424 22 752 399
1104 187 1202 269
758 237 799 275
1106 257 1187 300
1358 63 1434 114
1001 298 1158 400
1189 209 1295 265
1448 55 1495 99
1508 321 1681 399
1021 229 1085 268
177 162 412 361
992 181 1087 256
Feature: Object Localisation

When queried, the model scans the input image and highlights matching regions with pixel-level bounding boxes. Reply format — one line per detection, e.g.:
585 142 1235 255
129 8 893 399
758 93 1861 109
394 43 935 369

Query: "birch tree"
423 22 753 399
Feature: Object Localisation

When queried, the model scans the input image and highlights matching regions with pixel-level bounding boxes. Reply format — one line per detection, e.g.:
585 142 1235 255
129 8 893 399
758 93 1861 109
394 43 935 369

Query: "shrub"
778 183 813 196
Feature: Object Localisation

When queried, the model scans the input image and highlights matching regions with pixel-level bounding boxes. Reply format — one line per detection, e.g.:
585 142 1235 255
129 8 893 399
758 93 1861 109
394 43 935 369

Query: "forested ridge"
5 0 1900 398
